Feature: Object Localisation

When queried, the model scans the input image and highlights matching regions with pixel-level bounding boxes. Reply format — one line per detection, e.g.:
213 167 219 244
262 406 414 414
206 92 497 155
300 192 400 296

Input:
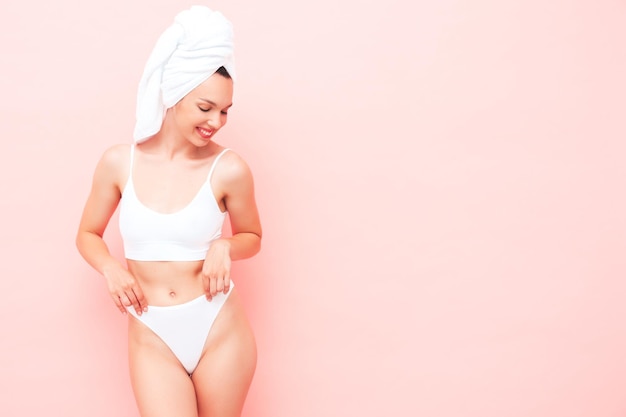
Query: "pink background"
1 0 625 416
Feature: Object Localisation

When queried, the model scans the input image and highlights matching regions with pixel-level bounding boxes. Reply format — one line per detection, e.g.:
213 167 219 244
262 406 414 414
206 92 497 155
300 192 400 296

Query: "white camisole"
119 145 228 261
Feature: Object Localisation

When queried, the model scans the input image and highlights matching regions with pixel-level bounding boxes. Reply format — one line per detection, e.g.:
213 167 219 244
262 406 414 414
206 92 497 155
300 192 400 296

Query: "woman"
76 7 261 417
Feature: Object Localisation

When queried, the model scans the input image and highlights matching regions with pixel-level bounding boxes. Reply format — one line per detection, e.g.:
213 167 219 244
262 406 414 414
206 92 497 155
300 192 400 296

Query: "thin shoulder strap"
207 148 230 180
122 144 136 195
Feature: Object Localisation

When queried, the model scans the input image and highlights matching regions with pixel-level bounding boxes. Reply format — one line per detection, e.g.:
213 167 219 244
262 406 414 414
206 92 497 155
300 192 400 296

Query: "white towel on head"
133 6 236 143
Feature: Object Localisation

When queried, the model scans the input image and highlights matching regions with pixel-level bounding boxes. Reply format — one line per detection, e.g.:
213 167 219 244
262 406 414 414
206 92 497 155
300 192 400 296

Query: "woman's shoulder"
213 148 254 185
217 148 250 171
98 143 132 168
102 143 132 158
93 143 132 183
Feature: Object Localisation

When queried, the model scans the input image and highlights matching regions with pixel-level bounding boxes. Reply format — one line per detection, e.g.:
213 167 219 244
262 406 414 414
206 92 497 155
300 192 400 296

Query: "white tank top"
119 145 228 261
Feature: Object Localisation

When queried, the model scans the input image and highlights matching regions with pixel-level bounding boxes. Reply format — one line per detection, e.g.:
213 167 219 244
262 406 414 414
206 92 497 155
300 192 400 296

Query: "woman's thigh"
128 316 199 417
192 291 257 417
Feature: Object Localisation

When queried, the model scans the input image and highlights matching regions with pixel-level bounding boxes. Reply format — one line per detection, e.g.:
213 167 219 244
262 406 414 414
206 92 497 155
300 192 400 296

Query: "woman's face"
172 72 234 146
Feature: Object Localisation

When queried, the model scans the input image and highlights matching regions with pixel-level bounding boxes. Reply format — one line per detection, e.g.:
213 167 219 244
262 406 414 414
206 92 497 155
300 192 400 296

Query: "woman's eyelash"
199 107 228 115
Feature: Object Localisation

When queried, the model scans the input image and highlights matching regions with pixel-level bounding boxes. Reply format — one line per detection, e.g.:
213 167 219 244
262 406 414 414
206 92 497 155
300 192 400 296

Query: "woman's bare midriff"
127 259 209 306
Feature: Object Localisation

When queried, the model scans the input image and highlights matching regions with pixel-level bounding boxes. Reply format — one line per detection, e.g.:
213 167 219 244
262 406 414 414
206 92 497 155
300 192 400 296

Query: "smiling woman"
75 6 261 417
169 74 233 145
3 0 624 416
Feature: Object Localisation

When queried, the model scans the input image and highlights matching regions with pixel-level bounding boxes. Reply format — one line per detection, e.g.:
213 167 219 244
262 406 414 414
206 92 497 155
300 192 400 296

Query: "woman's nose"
206 112 223 129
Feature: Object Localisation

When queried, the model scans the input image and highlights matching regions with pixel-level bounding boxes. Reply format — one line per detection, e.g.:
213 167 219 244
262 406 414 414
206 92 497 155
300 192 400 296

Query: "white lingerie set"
119 145 232 374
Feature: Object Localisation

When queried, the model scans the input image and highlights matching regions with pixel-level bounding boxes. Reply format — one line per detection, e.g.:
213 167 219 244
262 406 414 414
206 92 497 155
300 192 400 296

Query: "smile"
197 127 214 138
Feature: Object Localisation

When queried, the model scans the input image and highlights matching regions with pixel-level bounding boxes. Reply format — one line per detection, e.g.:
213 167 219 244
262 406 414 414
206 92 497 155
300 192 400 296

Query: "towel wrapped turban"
133 6 236 143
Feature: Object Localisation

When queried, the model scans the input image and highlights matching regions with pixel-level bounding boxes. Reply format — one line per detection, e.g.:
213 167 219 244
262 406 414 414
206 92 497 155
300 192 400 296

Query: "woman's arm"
220 152 262 259
76 145 147 315
203 151 262 299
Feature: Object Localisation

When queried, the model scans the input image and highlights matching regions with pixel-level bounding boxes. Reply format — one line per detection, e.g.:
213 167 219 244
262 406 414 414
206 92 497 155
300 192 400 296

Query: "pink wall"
1 0 625 416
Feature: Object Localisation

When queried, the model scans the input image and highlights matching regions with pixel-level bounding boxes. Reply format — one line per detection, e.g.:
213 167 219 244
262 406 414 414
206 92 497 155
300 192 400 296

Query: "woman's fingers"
124 291 139 315
203 274 213 301
104 266 147 315
131 285 148 314
112 294 126 313
205 274 230 301
111 285 147 316
120 294 132 306
216 274 225 293
209 275 218 297
219 272 230 294
202 243 232 300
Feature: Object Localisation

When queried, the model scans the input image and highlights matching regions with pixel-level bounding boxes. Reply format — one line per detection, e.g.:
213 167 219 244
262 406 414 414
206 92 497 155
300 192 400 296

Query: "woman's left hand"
202 239 232 301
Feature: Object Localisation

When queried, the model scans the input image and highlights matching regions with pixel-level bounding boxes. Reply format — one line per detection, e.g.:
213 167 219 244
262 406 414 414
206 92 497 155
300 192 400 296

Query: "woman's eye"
221 111 229 116
199 107 210 112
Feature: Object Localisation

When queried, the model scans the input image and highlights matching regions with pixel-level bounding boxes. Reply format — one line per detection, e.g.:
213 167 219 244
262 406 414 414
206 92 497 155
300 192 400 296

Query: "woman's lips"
197 127 214 139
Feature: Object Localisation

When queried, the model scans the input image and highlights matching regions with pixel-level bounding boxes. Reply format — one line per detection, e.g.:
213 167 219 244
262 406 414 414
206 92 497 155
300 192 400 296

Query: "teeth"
199 128 212 136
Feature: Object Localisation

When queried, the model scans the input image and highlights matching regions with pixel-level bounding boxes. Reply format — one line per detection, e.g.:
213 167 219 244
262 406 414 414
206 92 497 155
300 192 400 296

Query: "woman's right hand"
102 262 148 315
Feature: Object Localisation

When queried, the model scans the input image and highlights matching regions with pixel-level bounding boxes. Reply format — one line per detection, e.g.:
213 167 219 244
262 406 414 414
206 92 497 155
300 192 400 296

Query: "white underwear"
127 284 233 374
